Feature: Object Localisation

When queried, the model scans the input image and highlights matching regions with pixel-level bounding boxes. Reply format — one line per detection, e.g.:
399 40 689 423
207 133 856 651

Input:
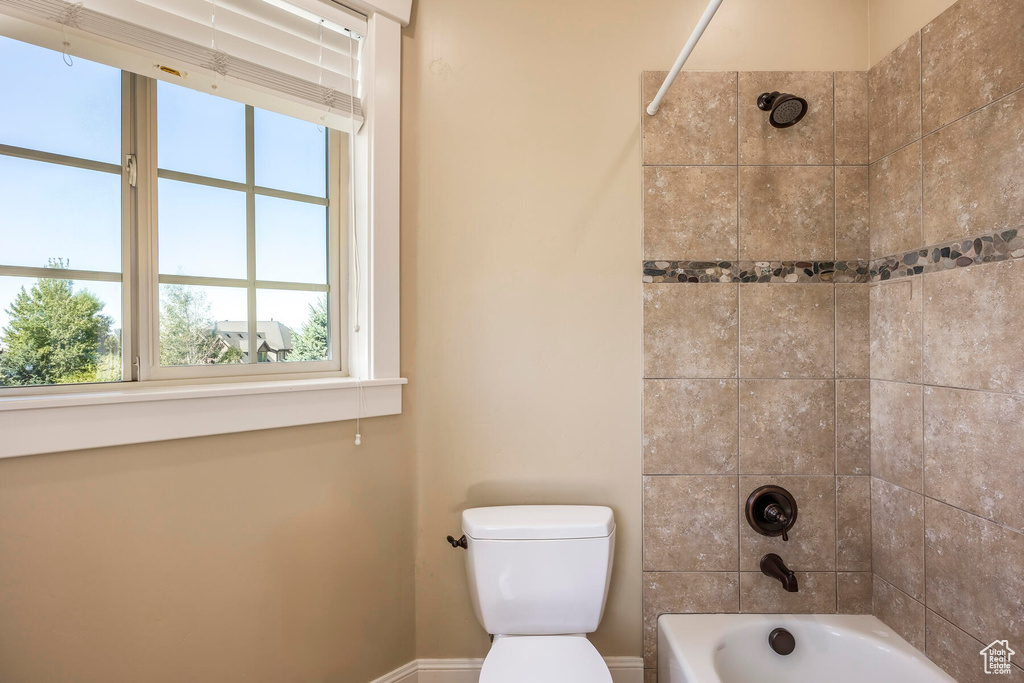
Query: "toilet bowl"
458 505 616 682
479 635 612 683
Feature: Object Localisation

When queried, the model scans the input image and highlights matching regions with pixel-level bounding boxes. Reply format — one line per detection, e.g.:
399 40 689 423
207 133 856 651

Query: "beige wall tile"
926 610 1024 683
871 478 925 600
837 476 872 571
925 386 1024 531
643 572 739 667
869 141 923 258
644 166 738 261
739 572 837 613
873 575 926 651
923 90 1024 245
644 380 738 475
644 284 738 379
737 72 834 165
925 499 1024 647
837 380 871 475
739 475 836 571
739 381 836 475
923 259 1024 394
838 572 872 614
643 71 738 166
869 33 922 162
644 669 658 683
836 167 870 260
835 72 869 165
870 381 924 493
738 166 835 260
870 278 923 383
741 71 835 164
921 0 1024 134
836 284 869 378
739 285 835 378
643 476 739 571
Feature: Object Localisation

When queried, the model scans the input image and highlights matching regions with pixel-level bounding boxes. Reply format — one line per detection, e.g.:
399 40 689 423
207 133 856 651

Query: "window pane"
0 36 121 163
157 80 245 182
254 108 327 197
159 284 247 366
0 276 122 386
0 156 122 272
158 179 247 279
256 290 328 363
255 196 328 284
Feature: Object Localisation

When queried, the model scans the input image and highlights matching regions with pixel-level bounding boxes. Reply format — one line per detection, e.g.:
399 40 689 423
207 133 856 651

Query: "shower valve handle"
763 503 789 540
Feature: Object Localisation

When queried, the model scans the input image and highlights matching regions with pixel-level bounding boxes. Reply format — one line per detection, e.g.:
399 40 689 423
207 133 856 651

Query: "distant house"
211 320 294 362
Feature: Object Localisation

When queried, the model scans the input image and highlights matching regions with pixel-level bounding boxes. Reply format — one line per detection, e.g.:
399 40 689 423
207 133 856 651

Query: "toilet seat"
479 635 612 683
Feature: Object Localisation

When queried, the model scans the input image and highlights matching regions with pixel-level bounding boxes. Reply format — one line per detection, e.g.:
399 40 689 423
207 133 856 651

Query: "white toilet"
459 505 616 683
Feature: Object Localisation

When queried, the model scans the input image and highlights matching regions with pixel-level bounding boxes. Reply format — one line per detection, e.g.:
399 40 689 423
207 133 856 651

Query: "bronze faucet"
761 553 798 592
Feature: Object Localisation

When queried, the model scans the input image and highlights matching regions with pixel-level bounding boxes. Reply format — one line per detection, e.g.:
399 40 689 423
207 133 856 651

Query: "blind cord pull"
55 1 82 66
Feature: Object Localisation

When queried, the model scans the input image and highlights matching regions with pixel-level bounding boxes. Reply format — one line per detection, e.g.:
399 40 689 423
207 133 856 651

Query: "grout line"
645 376 862 381
869 81 1024 167
873 476 1024 536
864 376 1024 400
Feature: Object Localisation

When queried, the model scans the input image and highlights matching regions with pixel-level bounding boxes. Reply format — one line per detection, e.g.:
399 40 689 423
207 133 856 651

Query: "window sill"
0 377 406 459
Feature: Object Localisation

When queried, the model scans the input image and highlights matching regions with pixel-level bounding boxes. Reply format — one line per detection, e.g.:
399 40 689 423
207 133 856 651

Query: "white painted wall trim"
368 660 419 683
0 377 405 458
371 657 644 683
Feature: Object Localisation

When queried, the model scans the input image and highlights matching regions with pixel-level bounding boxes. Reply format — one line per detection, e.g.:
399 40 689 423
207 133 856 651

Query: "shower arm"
645 0 726 116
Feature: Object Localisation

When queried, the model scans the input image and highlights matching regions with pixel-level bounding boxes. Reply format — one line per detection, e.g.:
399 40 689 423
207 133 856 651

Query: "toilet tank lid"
462 505 615 540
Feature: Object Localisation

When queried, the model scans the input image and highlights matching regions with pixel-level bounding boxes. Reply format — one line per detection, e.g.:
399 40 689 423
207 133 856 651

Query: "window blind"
0 0 364 121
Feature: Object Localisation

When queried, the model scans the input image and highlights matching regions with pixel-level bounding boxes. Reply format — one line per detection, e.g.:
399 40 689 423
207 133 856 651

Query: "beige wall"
869 0 956 64
0 1 881 678
402 0 869 660
0 418 415 683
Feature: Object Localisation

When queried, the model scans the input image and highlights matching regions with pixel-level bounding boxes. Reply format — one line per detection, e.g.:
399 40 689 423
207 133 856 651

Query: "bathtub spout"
760 553 799 592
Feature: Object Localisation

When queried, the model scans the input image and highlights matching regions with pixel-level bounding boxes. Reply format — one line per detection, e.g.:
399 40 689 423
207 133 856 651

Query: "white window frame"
135 79 347 382
0 5 408 459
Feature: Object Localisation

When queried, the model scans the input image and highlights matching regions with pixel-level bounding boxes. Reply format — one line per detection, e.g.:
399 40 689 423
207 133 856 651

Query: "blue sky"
0 35 331 335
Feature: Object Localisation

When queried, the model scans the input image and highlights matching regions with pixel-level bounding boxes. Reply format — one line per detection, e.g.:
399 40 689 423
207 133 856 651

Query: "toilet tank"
462 505 615 636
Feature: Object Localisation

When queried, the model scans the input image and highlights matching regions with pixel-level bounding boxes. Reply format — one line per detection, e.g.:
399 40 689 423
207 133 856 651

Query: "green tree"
291 296 329 361
159 285 225 366
216 344 245 364
0 265 113 386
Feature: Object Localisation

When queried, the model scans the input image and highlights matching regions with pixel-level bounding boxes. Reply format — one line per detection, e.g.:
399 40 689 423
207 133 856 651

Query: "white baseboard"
374 656 644 683
369 660 418 683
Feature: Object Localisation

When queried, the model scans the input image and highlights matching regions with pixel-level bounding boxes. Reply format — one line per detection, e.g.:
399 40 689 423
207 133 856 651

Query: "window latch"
125 154 138 187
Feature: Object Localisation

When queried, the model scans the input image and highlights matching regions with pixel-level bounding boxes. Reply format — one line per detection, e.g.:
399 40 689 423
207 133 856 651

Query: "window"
0 36 346 388
0 1 404 458
151 80 344 377
0 37 125 387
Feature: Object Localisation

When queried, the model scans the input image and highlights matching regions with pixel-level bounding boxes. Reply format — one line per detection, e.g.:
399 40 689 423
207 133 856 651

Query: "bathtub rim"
656 613 955 683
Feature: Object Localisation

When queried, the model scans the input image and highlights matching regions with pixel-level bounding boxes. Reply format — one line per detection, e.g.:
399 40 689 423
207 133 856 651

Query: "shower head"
757 91 808 128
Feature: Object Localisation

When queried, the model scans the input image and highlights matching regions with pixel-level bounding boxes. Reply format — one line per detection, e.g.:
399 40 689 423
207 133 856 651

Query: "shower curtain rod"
646 0 726 115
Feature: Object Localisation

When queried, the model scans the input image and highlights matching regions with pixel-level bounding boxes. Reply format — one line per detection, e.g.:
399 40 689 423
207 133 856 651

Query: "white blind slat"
0 0 363 119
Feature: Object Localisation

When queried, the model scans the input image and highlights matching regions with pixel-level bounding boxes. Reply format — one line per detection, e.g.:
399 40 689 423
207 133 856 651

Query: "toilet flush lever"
446 534 467 549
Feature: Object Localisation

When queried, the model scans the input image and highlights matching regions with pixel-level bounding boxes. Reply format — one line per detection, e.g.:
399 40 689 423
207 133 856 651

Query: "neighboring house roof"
211 320 294 353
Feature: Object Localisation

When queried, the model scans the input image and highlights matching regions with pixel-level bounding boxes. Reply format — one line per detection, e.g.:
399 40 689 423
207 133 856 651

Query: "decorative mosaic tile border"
642 260 871 283
871 229 1024 281
643 228 1024 283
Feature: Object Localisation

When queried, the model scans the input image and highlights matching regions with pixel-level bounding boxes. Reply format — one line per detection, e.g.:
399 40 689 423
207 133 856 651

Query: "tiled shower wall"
866 0 1024 680
641 0 1024 679
640 69 873 677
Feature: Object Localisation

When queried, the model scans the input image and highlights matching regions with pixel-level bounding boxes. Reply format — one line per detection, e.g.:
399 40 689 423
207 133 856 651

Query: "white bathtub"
658 614 955 683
